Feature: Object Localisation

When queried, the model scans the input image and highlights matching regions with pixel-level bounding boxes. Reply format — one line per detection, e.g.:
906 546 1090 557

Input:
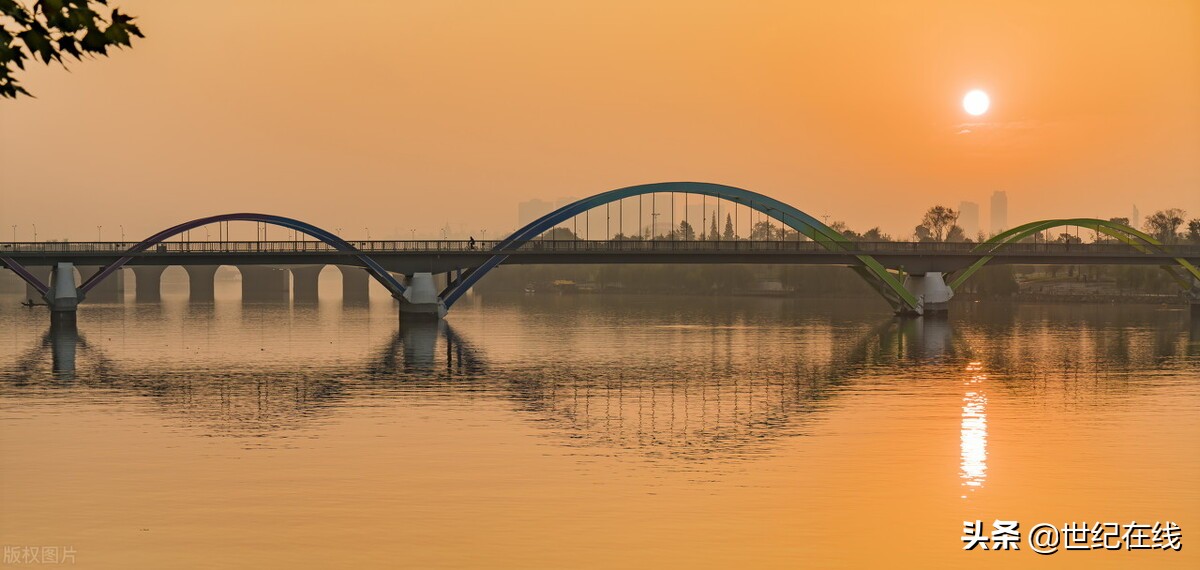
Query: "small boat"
21 299 47 307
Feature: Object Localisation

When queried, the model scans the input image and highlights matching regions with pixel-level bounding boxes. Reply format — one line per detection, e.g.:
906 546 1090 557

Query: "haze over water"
1 289 1196 568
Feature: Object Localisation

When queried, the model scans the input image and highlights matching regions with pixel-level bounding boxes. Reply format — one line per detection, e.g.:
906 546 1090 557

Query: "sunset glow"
1 1 1198 568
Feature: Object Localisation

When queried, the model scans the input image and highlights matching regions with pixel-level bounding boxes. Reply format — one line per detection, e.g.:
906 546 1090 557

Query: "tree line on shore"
538 206 1200 245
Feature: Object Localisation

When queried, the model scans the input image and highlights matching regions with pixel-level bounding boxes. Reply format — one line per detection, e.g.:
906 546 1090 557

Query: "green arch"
948 218 1200 291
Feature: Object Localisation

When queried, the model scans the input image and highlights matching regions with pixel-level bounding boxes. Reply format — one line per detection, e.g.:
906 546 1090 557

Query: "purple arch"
3 213 406 300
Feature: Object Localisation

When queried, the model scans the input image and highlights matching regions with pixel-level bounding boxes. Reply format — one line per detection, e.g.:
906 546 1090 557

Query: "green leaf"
19 27 59 64
81 25 108 54
0 76 33 99
57 35 82 59
0 0 33 25
42 0 77 32
7 43 28 70
103 21 130 46
66 4 98 32
106 9 143 44
3 0 144 98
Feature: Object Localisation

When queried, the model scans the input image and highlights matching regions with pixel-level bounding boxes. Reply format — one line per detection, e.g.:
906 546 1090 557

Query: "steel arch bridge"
3 183 1198 319
438 182 921 312
947 218 1200 291
0 182 924 314
1 213 408 299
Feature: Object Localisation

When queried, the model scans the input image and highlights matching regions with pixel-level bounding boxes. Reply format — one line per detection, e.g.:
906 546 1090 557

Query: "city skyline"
0 187 1176 243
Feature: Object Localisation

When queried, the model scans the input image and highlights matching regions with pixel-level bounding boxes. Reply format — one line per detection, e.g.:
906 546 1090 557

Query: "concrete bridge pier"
902 271 953 315
239 266 290 302
184 265 219 302
78 265 124 303
46 262 80 328
339 266 370 304
400 272 446 319
131 266 166 302
290 265 324 303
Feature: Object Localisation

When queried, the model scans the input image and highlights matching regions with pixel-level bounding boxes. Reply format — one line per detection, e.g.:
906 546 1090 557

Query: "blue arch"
440 182 920 311
4 213 406 300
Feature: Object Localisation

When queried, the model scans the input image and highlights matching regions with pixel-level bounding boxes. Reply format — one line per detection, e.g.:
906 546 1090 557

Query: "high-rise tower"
990 191 1008 235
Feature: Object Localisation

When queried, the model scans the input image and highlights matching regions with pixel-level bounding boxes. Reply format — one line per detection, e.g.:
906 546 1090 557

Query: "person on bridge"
468 236 477 250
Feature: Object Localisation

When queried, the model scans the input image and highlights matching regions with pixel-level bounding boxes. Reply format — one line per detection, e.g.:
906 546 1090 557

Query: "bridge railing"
3 240 1199 256
507 240 1200 256
0 240 507 253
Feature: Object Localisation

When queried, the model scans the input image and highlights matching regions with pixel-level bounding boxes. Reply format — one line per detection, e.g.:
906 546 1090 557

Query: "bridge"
3 182 1199 326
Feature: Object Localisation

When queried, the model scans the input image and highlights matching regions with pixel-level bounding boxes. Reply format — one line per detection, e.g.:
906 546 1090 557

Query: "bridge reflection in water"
4 316 923 442
8 307 1193 463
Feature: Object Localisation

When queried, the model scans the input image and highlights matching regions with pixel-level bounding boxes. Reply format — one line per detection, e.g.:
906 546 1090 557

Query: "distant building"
518 199 554 227
990 191 1008 235
1131 204 1140 228
958 201 980 238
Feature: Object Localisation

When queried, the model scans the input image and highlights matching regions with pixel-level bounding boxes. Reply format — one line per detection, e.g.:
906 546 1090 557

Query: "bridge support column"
400 272 446 319
78 265 124 303
902 271 953 315
291 265 324 303
184 265 219 302
45 262 80 328
131 266 166 303
239 266 290 302
339 266 370 304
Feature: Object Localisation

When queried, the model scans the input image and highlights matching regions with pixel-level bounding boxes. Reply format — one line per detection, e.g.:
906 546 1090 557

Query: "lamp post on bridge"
96 225 102 242
10 225 15 243
32 224 36 242
120 225 124 243
410 229 415 240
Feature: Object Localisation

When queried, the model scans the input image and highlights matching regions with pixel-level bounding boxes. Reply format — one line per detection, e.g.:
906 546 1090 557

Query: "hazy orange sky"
1 0 1197 241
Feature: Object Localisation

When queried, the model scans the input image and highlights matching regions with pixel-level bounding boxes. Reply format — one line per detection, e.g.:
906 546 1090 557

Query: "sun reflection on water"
960 360 988 498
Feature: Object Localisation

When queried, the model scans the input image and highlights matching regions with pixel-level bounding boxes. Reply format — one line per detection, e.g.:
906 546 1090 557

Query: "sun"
963 90 990 116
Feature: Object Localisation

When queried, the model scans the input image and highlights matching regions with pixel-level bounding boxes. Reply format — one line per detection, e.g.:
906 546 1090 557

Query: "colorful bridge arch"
440 181 921 312
947 218 1200 291
1 213 407 299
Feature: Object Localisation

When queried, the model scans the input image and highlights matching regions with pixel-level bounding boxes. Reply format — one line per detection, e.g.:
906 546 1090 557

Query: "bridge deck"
4 240 1199 275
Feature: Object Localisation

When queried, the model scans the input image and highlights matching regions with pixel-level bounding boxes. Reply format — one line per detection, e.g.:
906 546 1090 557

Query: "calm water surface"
1 290 1197 568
